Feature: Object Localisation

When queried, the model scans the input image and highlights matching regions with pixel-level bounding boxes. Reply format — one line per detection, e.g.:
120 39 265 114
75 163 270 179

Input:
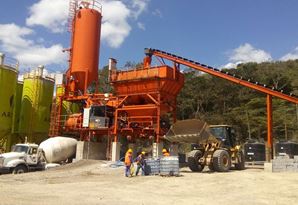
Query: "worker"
135 151 146 176
162 148 170 157
124 149 133 177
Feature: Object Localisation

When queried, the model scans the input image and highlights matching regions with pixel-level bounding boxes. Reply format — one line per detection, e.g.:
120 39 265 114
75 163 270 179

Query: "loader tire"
212 150 231 172
187 150 204 172
235 151 245 170
208 163 214 172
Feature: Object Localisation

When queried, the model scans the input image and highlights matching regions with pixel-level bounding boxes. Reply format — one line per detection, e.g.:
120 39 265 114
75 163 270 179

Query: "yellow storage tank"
19 66 55 144
8 81 24 147
0 53 18 152
12 81 23 134
56 85 80 116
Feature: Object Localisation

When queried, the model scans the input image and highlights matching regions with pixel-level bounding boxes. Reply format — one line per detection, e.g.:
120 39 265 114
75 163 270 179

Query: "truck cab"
0 143 45 174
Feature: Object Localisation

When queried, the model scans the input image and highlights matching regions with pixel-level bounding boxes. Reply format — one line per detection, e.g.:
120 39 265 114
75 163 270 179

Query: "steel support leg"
266 95 273 161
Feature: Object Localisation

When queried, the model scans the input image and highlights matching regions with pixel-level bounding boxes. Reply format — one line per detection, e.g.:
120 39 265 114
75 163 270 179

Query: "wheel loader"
164 119 245 172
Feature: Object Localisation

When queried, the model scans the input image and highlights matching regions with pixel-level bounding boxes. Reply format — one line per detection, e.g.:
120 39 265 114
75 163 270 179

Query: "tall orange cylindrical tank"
70 5 102 93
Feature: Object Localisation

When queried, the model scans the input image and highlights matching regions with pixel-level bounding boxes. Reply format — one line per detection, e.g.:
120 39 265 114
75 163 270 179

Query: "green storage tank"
8 81 24 148
19 66 55 144
0 53 18 152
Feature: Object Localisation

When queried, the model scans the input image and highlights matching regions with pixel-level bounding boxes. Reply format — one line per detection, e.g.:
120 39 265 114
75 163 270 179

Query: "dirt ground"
0 160 298 205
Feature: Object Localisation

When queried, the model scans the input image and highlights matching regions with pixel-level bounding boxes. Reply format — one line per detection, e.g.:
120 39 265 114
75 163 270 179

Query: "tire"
208 163 214 172
235 151 245 170
13 165 28 174
212 150 231 172
187 150 204 172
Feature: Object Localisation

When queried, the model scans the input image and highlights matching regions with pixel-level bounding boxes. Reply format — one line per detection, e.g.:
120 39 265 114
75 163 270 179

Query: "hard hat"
162 148 167 153
127 149 133 153
141 151 145 155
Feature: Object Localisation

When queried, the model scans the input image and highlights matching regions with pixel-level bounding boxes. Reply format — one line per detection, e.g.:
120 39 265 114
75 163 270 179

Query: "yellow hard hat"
141 151 145 155
127 149 133 153
162 148 167 153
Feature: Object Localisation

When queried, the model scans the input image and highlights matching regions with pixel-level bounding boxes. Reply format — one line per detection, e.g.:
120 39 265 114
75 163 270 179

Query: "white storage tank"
39 137 77 163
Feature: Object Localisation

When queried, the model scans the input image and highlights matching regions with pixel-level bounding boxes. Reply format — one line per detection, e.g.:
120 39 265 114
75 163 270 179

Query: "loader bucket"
164 119 217 144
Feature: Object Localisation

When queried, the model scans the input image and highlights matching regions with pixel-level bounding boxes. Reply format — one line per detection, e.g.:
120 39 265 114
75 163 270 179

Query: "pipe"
0 53 5 65
108 58 117 82
37 65 44 77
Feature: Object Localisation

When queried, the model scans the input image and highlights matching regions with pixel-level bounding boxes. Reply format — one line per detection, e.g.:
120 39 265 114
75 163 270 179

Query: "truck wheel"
235 151 245 170
187 150 204 172
13 165 28 174
212 150 231 172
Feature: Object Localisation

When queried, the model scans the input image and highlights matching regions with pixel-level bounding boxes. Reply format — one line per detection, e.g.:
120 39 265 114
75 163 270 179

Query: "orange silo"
69 1 102 94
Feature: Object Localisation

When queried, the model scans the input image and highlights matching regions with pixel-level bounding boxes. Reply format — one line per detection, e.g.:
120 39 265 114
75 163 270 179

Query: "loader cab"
209 125 236 148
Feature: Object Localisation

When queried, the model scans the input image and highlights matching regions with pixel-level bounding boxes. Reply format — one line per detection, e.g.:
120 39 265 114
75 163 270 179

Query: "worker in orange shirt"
162 148 170 157
124 149 133 177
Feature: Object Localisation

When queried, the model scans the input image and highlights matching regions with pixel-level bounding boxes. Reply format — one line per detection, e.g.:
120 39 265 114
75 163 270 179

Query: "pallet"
245 161 265 166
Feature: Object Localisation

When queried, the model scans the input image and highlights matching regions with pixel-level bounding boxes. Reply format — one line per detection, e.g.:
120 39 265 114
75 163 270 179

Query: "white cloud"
0 24 33 53
223 62 240 69
101 0 131 48
223 43 272 68
129 0 149 19
26 0 68 33
137 22 145 30
280 47 298 61
0 23 67 68
16 44 66 66
25 0 150 48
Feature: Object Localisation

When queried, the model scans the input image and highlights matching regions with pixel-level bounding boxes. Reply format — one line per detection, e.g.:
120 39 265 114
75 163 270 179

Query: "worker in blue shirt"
135 151 146 176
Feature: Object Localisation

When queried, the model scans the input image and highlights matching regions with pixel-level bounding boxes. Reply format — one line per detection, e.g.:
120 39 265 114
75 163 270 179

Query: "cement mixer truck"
0 137 77 174
164 119 245 172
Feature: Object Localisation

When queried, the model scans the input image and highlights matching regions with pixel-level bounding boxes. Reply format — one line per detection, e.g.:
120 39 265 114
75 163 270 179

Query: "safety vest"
125 152 132 166
163 152 170 157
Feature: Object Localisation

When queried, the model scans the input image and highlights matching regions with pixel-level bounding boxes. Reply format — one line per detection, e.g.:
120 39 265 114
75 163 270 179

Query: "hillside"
177 60 298 142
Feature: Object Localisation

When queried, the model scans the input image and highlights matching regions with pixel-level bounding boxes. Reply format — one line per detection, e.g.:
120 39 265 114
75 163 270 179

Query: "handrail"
76 0 102 13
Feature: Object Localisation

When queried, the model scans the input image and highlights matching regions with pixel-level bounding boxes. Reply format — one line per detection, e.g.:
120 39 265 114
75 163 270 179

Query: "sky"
1 0 298 73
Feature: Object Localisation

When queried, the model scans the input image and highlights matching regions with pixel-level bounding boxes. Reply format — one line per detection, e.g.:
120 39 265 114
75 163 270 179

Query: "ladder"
68 0 78 32
48 100 60 137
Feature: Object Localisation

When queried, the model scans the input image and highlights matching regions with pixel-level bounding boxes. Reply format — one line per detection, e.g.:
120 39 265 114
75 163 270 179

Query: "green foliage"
98 65 113 94
177 60 298 142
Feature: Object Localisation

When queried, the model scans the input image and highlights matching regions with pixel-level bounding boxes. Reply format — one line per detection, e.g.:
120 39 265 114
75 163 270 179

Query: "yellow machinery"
165 119 245 172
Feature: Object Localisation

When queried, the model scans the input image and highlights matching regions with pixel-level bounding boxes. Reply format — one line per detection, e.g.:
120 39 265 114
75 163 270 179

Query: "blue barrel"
160 156 179 176
145 158 160 175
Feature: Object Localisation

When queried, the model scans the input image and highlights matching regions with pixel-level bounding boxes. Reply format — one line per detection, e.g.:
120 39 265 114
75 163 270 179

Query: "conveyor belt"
145 48 298 104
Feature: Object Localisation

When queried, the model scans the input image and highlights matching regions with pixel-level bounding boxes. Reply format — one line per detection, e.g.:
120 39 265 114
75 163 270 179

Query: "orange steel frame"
112 94 162 143
110 65 183 144
53 89 117 140
146 48 298 160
